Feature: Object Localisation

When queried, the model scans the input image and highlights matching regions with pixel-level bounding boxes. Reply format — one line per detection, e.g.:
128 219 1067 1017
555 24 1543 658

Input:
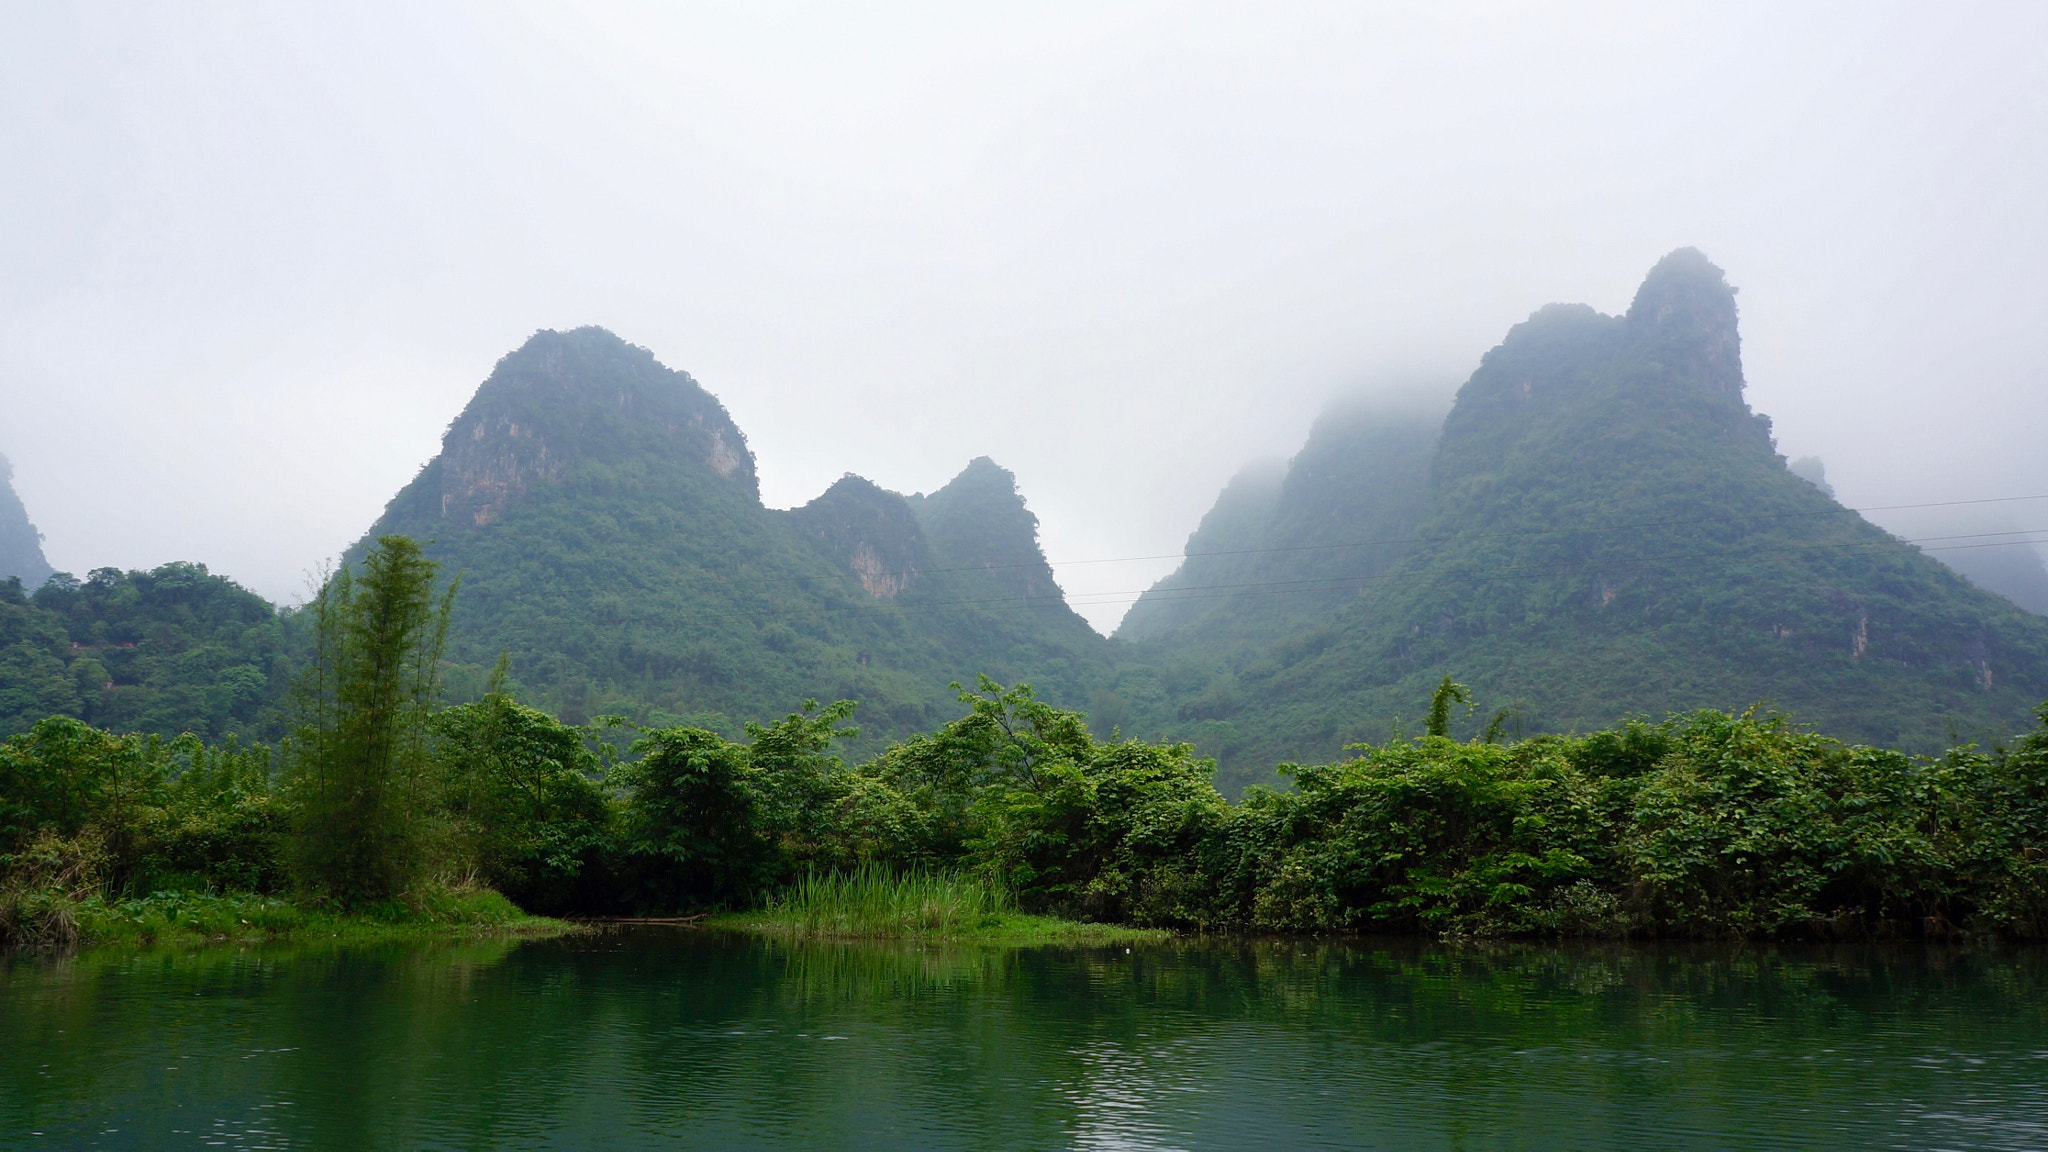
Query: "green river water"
3 929 2046 1150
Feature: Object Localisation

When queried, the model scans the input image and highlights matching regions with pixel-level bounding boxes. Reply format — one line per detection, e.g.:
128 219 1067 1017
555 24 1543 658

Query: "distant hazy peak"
1788 456 1836 498
792 473 927 599
911 456 1062 598
1177 456 1286 556
425 326 759 529
1625 247 1745 399
0 451 53 588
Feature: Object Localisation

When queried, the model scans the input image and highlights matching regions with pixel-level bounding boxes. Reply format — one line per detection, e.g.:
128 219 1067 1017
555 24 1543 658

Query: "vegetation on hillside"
0 453 52 589
357 327 1108 754
0 563 296 742
1116 250 2048 782
9 546 2048 949
12 264 2047 793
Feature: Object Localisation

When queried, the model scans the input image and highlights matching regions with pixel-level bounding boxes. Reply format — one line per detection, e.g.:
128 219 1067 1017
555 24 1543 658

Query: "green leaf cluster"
0 563 294 743
12 670 2048 942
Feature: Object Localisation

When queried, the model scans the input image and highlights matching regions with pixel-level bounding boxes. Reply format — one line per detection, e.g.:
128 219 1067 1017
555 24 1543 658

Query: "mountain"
1788 455 2048 616
357 326 1108 746
0 562 294 740
1944 542 2048 617
0 453 53 589
1118 397 1443 651
1121 249 2048 780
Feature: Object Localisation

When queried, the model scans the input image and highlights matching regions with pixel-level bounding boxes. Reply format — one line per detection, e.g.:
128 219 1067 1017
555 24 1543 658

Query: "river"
4 930 2045 1149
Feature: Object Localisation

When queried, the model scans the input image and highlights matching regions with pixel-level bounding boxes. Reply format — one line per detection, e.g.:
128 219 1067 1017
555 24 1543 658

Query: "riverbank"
3 885 579 950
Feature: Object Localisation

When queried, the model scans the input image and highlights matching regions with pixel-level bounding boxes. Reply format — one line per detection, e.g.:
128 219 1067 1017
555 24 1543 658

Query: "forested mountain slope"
1121 249 2048 779
358 326 1108 747
1117 398 1443 652
0 454 52 589
0 563 295 740
1945 541 2048 616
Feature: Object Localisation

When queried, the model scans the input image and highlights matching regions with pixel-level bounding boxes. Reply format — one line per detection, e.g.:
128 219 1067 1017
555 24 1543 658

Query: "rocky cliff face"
353 329 1108 749
791 475 930 599
0 454 53 588
411 327 760 531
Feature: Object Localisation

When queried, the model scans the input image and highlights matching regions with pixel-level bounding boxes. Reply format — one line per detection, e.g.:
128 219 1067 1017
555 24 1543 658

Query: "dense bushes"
599 680 2048 939
8 664 2048 945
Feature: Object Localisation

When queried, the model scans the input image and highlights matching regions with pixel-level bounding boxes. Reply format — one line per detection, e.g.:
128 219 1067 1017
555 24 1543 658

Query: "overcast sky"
3 1 2044 631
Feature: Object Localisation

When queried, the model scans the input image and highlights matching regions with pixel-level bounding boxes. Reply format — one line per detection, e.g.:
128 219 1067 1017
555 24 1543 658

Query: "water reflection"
4 933 2046 1150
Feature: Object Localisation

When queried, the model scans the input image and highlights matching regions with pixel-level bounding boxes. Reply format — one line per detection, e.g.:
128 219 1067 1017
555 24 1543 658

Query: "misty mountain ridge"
0 453 53 589
1789 457 2048 617
7 252 2048 783
356 325 1107 745
1113 248 2048 783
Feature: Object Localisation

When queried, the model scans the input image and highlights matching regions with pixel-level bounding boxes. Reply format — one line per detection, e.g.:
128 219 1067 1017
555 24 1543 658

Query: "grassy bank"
713 865 1170 945
3 884 577 950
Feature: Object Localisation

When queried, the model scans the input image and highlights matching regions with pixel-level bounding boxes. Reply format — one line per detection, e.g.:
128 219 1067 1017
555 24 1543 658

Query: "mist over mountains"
5 250 2047 788
1113 250 2048 785
0 455 52 589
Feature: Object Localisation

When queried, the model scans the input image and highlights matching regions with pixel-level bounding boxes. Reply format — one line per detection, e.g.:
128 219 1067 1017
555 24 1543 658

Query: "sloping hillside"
1122 250 2048 781
0 454 52 589
358 326 1108 746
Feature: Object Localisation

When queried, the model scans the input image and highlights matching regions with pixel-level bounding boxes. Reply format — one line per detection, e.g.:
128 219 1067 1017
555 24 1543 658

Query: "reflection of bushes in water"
743 935 2048 1049
2 933 533 1150
1129 939 2048 1044
753 933 1028 1006
3 931 525 987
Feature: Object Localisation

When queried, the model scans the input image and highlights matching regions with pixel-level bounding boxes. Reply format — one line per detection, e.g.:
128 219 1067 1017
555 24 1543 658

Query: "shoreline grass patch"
4 878 577 951
719 864 1167 944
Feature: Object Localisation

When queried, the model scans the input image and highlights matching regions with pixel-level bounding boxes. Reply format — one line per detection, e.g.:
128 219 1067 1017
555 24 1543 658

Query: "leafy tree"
290 536 454 905
432 662 609 911
613 725 764 910
1424 676 1471 738
0 716 165 885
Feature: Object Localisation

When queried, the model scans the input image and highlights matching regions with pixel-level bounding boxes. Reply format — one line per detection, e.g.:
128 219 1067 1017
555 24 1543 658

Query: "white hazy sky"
3 1 2044 631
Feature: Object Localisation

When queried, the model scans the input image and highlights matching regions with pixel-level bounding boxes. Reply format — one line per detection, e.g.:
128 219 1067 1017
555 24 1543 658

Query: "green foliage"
614 724 771 908
12 649 2048 945
1116 251 2048 785
431 679 609 911
1424 675 1471 738
756 863 1013 938
1 563 296 742
291 537 454 906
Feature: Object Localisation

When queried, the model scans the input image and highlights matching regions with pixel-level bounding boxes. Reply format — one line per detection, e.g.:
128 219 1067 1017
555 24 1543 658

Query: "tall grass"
763 864 1013 938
